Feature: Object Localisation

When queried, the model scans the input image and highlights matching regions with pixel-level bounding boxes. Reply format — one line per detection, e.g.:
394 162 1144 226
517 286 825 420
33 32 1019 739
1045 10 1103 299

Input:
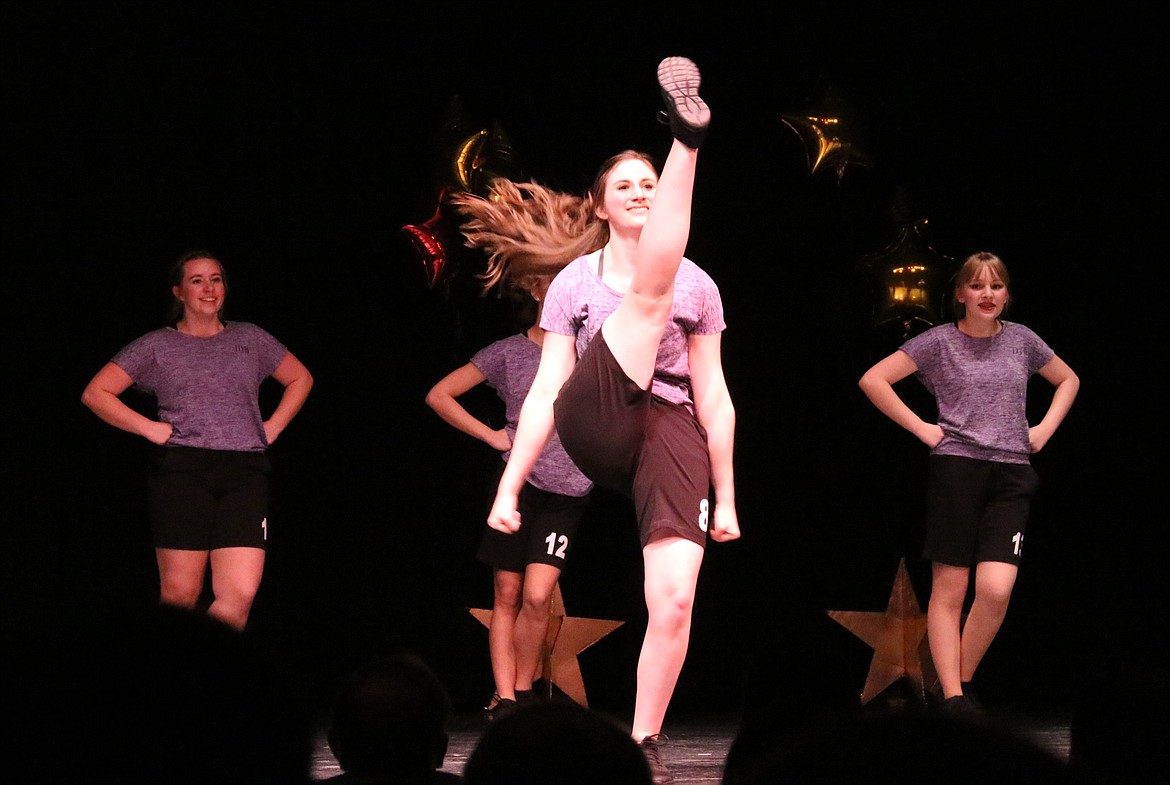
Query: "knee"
521 588 552 616
976 581 1014 613
494 582 522 610
646 586 695 633
159 577 202 607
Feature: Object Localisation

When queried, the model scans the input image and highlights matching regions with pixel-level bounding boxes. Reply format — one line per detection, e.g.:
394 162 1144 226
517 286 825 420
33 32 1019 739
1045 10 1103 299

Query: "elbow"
424 387 444 412
80 386 99 412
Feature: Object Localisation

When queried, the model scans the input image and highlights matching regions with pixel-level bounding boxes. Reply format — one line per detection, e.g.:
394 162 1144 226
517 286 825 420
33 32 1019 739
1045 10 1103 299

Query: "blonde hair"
952 251 1011 319
449 150 656 291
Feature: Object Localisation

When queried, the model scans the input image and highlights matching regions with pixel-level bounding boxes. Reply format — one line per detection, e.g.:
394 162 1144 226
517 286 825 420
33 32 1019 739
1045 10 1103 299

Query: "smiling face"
594 157 658 235
172 257 226 321
957 263 1009 325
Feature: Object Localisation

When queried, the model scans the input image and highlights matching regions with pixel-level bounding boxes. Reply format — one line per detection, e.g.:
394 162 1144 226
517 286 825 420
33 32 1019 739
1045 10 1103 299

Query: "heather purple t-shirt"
472 333 592 498
900 321 1055 464
112 322 288 452
540 251 726 407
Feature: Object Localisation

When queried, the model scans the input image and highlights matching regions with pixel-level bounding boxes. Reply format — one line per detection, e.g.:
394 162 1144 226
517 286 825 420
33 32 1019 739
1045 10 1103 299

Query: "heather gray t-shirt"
540 251 726 408
472 333 592 498
900 321 1055 464
112 322 288 452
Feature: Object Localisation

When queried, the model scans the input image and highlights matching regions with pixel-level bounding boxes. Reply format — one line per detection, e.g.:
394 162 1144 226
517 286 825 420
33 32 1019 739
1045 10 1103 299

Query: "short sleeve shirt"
900 321 1055 464
540 251 726 407
112 322 287 452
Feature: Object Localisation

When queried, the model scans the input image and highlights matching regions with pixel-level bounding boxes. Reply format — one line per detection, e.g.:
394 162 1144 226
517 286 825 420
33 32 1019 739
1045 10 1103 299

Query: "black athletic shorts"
477 469 588 573
923 454 1039 567
553 330 711 548
147 445 271 551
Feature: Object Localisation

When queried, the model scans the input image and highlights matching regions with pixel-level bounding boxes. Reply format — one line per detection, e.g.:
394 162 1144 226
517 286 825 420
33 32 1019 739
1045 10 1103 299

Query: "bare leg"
631 536 704 740
207 546 265 630
513 563 562 692
959 561 1018 681
927 562 970 699
156 547 209 610
489 569 523 700
601 140 699 391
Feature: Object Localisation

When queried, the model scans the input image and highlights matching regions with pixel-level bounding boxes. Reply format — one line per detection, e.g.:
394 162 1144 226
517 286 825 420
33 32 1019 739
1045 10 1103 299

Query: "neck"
958 316 1001 338
177 314 224 337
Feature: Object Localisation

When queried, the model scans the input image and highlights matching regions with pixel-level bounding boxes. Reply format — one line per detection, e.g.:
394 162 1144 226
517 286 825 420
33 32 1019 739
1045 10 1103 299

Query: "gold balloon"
781 78 871 181
857 221 955 340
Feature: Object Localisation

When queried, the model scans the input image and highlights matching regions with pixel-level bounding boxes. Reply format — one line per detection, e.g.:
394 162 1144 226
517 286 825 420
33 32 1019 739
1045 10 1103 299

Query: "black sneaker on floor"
941 694 984 721
656 56 710 149
638 734 673 784
484 696 519 721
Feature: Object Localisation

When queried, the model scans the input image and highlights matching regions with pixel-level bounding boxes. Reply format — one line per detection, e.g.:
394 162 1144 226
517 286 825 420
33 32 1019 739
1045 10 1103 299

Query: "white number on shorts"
545 532 569 559
261 517 268 541
1012 531 1024 556
698 499 709 532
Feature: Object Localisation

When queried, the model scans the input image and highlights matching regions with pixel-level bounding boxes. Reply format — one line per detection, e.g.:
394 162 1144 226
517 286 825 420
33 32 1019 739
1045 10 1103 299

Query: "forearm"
265 375 313 437
82 389 159 439
426 390 499 445
498 392 556 495
1034 376 1080 438
859 376 932 439
699 397 736 505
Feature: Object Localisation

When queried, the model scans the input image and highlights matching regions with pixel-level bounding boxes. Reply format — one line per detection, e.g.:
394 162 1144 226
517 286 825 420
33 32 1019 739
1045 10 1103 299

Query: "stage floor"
309 706 1071 782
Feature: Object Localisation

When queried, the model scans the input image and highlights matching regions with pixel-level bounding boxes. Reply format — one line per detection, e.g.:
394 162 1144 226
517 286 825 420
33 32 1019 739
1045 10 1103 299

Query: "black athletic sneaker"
484 696 519 721
639 734 673 784
656 56 710 149
941 694 983 721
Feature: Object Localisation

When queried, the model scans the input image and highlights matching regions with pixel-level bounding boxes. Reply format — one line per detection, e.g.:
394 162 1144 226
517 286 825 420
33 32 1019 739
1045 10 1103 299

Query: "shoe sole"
657 56 710 132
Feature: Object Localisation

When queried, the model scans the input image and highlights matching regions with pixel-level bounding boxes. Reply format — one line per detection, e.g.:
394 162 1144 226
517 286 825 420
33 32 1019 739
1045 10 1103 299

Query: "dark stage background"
5 2 1166 720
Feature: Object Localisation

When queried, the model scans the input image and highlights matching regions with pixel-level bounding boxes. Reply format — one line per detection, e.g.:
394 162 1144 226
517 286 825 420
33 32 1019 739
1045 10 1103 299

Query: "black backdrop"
5 2 1166 719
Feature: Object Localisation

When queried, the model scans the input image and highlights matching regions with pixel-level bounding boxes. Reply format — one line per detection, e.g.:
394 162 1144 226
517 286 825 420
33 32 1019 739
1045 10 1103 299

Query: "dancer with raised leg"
452 56 736 783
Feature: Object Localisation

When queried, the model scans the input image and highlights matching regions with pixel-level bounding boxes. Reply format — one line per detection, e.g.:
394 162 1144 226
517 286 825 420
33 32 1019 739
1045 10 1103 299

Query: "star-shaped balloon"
469 583 623 707
827 558 937 705
401 97 526 290
856 219 956 342
781 77 872 182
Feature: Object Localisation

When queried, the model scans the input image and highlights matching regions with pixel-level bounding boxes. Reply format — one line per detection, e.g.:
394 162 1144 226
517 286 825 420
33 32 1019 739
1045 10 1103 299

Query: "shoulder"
679 257 717 287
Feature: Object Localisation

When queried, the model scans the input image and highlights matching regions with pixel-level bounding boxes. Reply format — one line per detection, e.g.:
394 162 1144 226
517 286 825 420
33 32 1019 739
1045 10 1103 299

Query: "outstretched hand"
487 491 522 534
710 502 740 542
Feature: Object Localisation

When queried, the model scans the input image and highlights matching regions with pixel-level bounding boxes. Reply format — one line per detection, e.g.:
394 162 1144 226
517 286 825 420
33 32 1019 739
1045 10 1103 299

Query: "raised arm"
488 333 577 532
81 362 173 445
425 362 512 451
263 352 314 445
688 331 739 542
858 350 944 448
1028 354 1079 453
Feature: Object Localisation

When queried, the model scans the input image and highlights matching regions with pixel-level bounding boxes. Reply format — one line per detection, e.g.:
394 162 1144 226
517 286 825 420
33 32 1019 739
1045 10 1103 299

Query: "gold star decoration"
827 558 937 704
469 582 623 707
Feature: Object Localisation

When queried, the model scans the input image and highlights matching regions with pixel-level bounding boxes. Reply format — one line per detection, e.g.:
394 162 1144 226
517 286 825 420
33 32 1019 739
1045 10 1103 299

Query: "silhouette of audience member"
1069 661 1170 785
9 602 313 785
324 654 462 784
722 710 1074 785
462 700 651 785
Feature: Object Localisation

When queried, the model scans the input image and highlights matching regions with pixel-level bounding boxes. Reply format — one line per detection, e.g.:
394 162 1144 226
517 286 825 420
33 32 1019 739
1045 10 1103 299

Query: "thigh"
632 400 710 548
148 446 217 550
975 463 1039 565
518 485 588 569
923 455 993 567
553 330 649 492
210 452 271 550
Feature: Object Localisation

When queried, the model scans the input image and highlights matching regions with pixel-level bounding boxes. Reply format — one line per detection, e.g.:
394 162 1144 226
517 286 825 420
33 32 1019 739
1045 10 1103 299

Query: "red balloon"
402 201 447 288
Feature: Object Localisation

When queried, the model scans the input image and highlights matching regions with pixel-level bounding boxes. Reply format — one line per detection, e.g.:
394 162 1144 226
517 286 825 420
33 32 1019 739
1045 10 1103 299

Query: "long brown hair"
449 150 657 291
